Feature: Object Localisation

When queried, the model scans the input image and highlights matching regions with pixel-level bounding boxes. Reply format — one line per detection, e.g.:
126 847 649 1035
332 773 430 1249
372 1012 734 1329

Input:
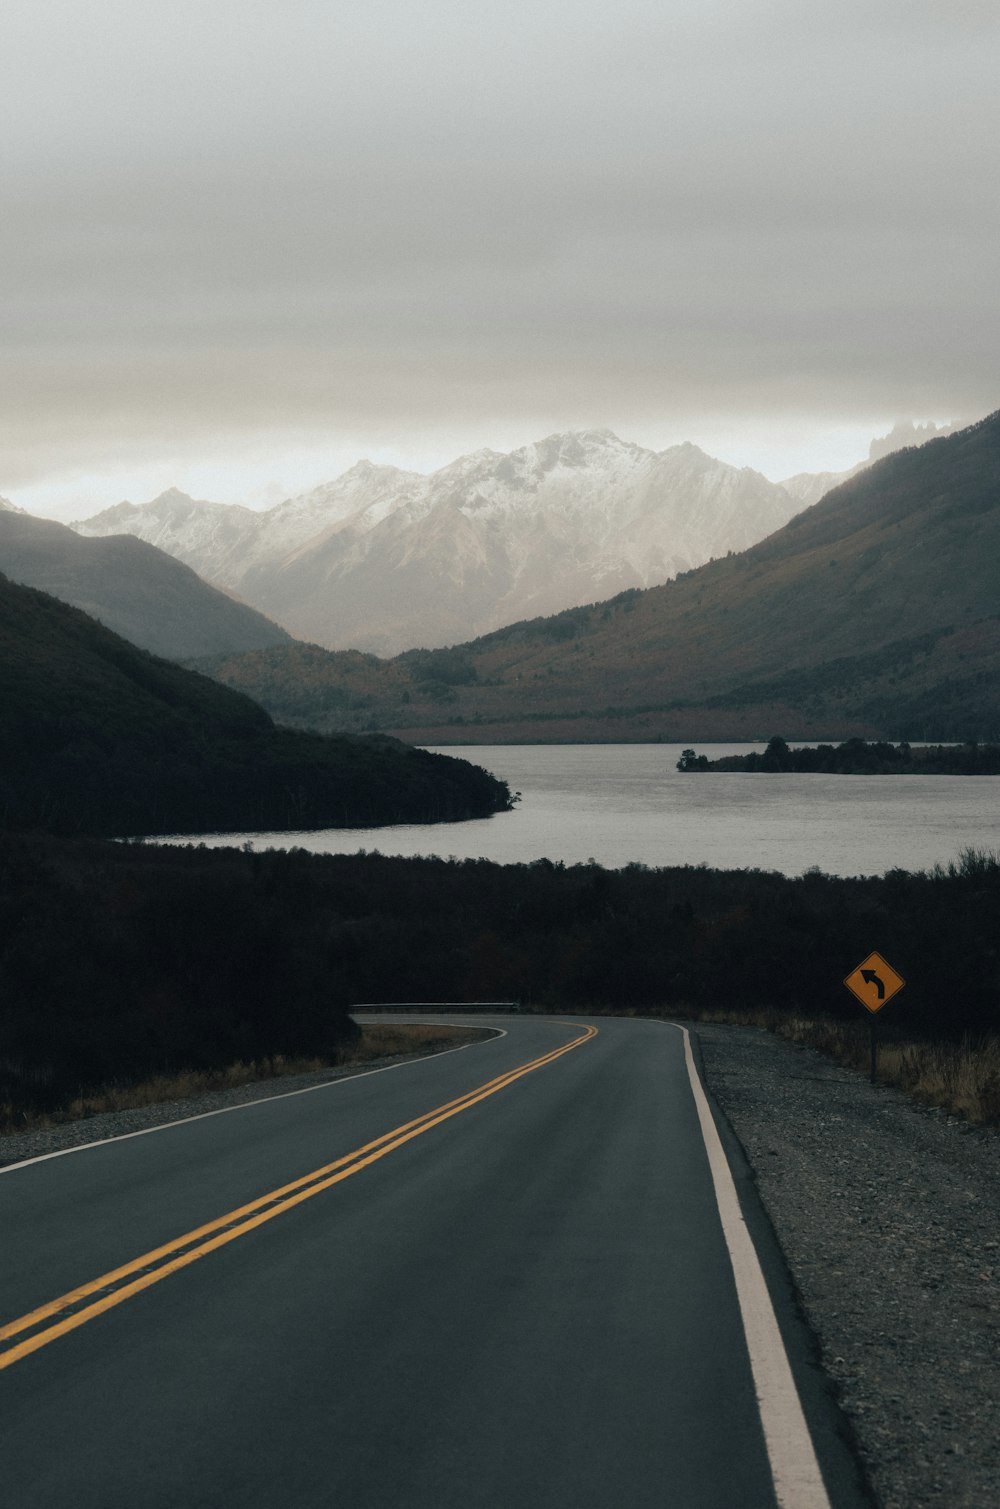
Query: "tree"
760 736 791 771
677 749 709 771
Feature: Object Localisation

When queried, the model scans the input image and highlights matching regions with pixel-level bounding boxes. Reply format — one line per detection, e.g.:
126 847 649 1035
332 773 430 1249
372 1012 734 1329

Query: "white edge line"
0 1021 508 1176
663 1021 833 1509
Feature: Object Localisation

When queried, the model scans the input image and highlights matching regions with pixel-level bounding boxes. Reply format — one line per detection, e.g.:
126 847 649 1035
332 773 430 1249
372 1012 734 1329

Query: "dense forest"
678 737 1000 774
3 833 998 1121
0 573 512 836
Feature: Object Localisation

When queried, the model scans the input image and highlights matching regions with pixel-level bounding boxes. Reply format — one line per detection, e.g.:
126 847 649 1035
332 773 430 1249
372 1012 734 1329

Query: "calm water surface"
165 744 1000 878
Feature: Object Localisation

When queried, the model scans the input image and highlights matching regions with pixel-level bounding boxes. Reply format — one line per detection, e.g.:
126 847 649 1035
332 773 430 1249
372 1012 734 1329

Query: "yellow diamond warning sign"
844 951 905 1013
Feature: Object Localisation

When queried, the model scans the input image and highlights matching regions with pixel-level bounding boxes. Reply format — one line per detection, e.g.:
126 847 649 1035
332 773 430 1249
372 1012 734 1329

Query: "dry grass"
337 1022 484 1064
10 1007 997 1134
0 1022 485 1135
686 1007 1000 1125
868 1034 1000 1123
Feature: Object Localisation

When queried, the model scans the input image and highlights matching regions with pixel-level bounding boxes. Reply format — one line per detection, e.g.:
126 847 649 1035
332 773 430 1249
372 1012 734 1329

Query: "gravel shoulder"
694 1021 999 1509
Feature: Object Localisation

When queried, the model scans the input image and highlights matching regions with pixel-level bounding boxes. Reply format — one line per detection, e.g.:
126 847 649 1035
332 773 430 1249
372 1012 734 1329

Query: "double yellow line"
0 1021 596 1373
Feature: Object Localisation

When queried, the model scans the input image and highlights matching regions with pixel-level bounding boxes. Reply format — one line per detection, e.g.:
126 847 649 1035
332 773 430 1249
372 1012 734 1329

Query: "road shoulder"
693 1021 1000 1509
0 1028 499 1171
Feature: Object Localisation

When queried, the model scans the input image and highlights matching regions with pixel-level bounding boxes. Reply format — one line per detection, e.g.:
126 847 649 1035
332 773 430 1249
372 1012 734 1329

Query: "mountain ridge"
71 429 808 653
192 410 1000 743
63 417 976 659
0 509 293 661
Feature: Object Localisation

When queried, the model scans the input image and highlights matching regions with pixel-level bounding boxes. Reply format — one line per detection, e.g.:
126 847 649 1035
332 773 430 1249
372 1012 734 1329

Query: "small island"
677 736 1000 774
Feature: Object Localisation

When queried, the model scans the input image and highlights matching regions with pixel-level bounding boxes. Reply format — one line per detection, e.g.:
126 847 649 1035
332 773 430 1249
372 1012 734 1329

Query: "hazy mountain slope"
77 465 428 587
0 573 511 835
72 423 976 657
466 412 1000 682
196 411 1000 742
0 510 293 660
443 412 1000 729
867 419 965 462
779 465 865 509
77 489 264 581
778 419 968 510
242 431 809 652
75 431 803 653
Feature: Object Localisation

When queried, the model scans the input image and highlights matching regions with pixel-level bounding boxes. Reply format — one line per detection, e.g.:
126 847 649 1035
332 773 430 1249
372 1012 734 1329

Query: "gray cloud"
2 0 997 492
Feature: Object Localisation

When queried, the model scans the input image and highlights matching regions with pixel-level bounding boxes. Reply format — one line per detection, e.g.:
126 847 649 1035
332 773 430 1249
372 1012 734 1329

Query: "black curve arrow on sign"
860 968 885 1000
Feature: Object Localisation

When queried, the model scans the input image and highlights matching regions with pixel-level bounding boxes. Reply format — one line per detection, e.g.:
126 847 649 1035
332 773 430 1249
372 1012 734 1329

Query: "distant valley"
71 430 802 654
6 415 989 749
193 412 1000 744
67 420 963 656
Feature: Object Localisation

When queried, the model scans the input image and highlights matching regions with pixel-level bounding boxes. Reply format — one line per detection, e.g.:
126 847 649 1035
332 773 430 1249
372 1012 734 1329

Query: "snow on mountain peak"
69 425 817 652
527 428 636 470
658 440 717 467
338 459 413 482
151 487 198 506
428 448 504 486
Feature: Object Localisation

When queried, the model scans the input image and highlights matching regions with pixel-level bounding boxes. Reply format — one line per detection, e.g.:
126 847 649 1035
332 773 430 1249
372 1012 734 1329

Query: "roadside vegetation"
3 835 998 1127
2 1023 486 1134
680 1009 1000 1124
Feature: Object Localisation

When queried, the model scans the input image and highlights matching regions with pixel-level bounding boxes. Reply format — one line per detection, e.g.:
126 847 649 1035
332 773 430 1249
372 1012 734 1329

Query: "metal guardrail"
350 1001 523 1014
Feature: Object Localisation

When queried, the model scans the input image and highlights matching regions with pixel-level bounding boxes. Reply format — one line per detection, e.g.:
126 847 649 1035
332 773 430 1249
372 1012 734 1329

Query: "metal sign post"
843 951 906 1083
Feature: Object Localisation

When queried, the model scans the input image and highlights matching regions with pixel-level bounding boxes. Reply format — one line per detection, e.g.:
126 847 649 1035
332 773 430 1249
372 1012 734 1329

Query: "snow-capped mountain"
70 431 807 653
74 466 429 587
77 489 263 581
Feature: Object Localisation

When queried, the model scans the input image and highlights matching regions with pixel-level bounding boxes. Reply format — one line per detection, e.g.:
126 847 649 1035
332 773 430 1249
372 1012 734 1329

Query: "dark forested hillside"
0 574 512 836
3 835 998 1120
195 411 1000 742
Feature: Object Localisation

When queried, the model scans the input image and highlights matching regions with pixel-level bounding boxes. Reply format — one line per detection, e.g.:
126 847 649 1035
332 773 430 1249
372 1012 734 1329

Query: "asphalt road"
0 1016 869 1508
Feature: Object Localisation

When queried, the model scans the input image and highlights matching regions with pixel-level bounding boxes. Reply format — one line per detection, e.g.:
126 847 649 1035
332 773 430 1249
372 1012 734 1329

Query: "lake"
161 743 1000 878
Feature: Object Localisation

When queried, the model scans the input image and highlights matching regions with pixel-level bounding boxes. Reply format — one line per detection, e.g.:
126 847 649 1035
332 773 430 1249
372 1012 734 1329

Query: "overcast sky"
2 0 997 518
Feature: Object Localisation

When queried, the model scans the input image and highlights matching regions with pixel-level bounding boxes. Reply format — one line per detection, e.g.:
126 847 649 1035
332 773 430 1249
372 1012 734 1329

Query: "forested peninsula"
677 736 1000 774
0 573 512 837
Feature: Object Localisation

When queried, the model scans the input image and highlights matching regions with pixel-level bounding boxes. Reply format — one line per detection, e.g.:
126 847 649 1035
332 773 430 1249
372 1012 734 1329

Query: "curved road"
0 1016 868 1508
